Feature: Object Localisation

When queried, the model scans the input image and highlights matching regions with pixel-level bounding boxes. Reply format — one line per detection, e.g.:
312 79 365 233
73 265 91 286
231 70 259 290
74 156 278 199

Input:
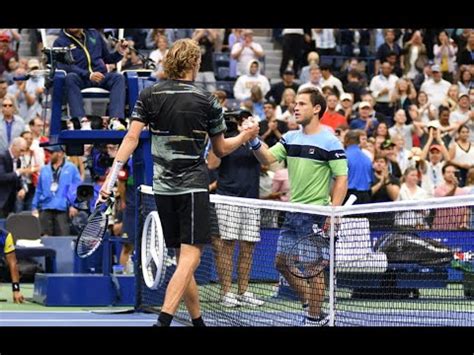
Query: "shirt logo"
309 148 315 154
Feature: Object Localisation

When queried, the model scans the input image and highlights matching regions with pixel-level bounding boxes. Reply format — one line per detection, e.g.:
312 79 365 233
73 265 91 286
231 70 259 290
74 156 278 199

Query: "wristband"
106 160 124 192
12 282 20 292
249 137 261 150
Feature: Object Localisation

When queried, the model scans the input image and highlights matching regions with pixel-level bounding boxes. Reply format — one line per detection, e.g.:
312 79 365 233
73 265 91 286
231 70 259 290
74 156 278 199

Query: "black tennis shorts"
155 191 211 248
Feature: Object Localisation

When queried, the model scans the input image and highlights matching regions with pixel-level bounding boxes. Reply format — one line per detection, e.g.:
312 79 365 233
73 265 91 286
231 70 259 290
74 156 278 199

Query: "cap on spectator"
381 139 395 149
431 64 441 72
0 35 10 42
44 145 63 153
429 144 442 152
283 68 295 76
359 101 372 109
427 120 441 129
340 93 353 102
28 58 40 70
458 92 469 100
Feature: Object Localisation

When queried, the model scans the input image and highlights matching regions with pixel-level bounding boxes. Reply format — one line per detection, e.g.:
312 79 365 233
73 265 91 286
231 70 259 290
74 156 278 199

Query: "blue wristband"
250 137 261 150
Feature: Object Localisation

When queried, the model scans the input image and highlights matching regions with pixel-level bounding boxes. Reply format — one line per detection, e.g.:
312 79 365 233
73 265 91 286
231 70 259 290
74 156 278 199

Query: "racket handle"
106 160 124 193
344 194 357 206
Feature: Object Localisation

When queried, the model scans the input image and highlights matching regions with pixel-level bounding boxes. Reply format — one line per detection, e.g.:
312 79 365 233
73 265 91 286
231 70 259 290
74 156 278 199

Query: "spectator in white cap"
337 93 355 123
450 93 473 130
420 64 451 109
349 101 379 137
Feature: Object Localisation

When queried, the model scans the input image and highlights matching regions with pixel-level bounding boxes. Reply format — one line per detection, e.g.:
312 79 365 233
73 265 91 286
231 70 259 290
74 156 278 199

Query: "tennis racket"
141 211 167 289
285 194 357 279
75 161 124 258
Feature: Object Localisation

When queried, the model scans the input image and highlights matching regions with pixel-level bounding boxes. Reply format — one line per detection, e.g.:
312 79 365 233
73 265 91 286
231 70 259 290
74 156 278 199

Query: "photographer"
53 29 128 129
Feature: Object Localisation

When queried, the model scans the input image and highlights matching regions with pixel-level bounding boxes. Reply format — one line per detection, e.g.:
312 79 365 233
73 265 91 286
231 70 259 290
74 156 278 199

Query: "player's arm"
207 148 221 170
100 120 145 199
328 141 349 206
331 175 348 206
210 124 259 158
4 234 24 303
252 143 277 165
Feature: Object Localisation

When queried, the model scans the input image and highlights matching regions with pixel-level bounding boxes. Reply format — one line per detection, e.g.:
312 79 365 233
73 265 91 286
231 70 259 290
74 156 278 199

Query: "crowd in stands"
0 28 473 236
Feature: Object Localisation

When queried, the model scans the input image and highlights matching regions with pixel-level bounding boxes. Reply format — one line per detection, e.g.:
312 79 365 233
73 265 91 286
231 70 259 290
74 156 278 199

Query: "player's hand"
241 117 260 139
13 291 25 304
32 209 39 218
90 72 105 83
98 179 112 205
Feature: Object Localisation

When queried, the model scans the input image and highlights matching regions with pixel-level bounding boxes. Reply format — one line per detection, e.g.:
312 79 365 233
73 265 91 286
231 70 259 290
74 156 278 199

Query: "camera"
42 47 75 66
85 144 115 181
74 184 95 214
76 184 94 203
223 109 252 134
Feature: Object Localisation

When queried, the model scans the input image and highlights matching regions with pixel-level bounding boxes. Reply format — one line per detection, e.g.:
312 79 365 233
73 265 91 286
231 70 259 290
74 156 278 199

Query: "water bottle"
125 255 134 275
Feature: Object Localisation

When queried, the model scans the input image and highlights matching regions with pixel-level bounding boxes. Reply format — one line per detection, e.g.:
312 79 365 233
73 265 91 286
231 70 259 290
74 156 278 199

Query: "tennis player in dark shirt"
100 39 259 327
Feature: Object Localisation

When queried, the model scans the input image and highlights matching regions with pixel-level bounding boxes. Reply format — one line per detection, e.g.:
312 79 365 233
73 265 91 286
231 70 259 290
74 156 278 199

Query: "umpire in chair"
0 228 25 303
53 29 129 128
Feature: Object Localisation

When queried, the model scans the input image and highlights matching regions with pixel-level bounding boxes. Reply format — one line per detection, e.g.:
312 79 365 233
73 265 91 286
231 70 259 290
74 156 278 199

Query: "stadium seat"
214 52 230 66
6 214 56 273
216 67 231 80
216 81 235 99
319 55 334 68
6 213 41 242
225 98 241 110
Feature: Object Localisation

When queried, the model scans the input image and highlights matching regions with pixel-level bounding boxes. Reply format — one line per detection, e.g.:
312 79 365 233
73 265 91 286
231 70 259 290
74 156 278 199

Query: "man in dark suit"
0 137 28 218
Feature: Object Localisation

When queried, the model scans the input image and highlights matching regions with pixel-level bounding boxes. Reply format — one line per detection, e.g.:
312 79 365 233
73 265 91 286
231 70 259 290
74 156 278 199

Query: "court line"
1 319 154 323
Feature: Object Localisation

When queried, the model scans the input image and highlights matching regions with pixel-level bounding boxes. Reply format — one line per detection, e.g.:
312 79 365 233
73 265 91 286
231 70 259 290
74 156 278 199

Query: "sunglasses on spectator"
3 104 13 107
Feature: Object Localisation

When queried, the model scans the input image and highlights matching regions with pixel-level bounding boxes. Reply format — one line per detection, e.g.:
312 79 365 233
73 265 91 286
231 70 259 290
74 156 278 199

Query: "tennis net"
135 185 474 326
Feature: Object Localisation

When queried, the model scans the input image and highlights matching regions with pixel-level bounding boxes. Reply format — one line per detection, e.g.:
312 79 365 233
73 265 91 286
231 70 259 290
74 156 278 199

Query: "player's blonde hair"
163 39 201 80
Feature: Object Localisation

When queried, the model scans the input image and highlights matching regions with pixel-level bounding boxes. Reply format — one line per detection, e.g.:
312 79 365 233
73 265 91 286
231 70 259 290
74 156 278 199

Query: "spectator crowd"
0 28 473 235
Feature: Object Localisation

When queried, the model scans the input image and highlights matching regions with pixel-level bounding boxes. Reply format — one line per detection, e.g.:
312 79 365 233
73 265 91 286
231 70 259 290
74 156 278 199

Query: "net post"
329 207 336 327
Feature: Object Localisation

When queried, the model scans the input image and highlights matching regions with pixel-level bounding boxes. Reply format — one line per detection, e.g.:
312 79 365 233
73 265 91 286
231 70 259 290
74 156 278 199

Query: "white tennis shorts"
215 203 261 243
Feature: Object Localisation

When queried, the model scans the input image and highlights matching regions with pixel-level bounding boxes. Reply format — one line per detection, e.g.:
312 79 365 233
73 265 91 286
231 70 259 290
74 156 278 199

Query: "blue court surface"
198 310 474 327
1 309 472 327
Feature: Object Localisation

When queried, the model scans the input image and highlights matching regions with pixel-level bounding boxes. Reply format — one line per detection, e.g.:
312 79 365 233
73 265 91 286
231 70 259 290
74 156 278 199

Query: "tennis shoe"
304 313 330 327
237 291 265 307
220 292 241 308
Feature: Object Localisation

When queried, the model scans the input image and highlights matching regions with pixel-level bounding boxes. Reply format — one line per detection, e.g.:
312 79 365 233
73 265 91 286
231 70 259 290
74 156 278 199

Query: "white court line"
0 319 154 323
